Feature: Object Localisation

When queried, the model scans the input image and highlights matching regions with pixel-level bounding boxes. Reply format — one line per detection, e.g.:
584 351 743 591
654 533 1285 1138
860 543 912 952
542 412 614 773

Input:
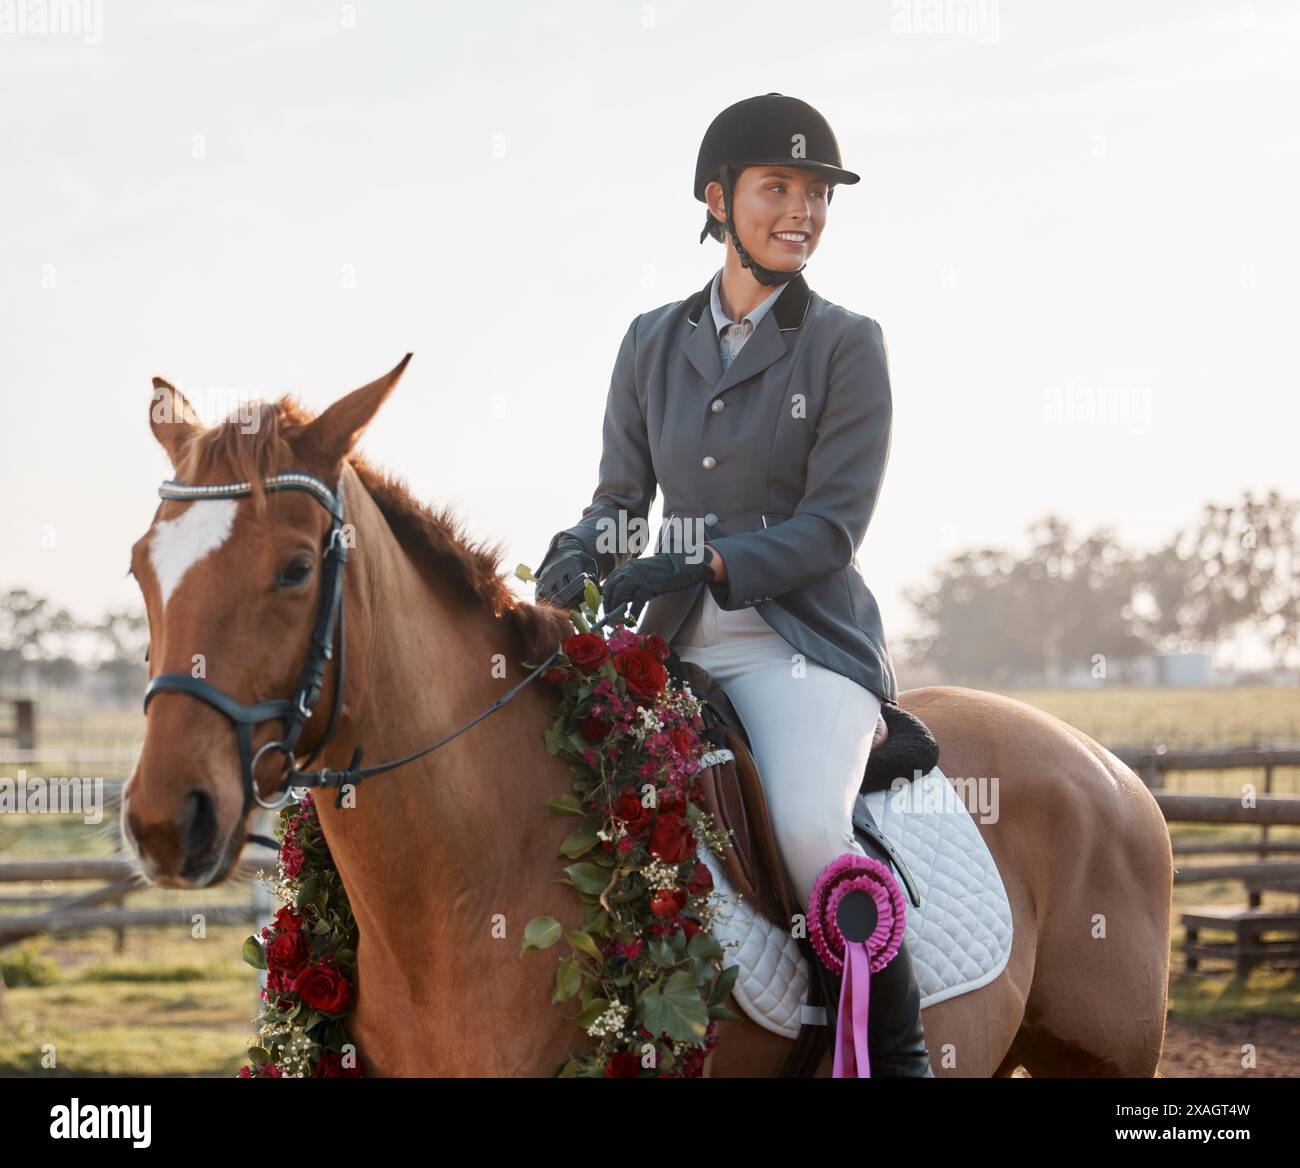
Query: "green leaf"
563 863 611 896
637 970 710 1045
708 962 739 1006
686 931 724 961
564 930 604 965
241 935 266 970
520 916 563 954
553 955 582 1002
515 562 538 583
571 997 610 1029
583 578 603 612
560 824 600 859
544 793 584 816
707 1003 743 1022
544 725 567 756
558 1059 585 1077
647 938 678 968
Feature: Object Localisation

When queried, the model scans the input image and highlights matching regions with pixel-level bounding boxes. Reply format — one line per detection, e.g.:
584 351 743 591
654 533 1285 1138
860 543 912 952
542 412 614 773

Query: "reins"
140 469 614 849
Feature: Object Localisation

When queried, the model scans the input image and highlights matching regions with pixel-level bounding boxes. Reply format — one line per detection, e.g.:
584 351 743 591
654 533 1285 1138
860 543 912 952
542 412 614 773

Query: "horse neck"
307 463 562 965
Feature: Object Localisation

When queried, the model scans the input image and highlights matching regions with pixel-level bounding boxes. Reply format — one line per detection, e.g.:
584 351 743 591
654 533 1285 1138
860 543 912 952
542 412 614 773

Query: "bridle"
141 469 604 848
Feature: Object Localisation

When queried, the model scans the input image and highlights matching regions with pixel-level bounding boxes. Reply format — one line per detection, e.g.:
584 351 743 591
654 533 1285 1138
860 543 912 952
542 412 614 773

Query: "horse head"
122 356 411 887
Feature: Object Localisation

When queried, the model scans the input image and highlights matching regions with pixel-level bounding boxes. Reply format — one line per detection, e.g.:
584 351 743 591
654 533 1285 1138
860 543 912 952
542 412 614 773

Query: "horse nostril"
183 788 219 858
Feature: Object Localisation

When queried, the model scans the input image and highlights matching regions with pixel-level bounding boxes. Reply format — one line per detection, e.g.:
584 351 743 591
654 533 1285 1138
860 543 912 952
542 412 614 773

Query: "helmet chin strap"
720 162 806 288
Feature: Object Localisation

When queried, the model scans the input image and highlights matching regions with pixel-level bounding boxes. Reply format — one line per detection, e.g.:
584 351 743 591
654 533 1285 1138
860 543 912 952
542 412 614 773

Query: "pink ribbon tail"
832 939 873 1078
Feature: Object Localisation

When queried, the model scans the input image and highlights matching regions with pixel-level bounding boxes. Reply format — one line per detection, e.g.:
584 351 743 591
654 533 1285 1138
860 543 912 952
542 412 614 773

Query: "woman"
536 93 931 1077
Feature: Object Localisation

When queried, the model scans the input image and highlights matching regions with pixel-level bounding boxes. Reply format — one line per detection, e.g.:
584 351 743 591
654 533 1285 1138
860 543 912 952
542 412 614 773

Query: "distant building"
1155 652 1216 685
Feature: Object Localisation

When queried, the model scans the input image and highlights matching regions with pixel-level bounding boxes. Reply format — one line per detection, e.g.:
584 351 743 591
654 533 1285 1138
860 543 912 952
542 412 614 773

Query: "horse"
123 357 1173 1076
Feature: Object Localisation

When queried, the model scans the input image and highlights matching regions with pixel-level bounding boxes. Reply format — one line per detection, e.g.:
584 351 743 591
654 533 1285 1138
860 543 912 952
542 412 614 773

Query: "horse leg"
1001 728 1172 1078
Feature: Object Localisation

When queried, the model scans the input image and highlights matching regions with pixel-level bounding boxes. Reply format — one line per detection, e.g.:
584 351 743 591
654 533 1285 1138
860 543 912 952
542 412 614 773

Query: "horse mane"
179 396 573 664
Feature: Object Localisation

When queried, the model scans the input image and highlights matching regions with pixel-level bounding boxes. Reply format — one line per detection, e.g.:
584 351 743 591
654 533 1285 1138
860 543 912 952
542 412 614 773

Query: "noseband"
142 470 595 847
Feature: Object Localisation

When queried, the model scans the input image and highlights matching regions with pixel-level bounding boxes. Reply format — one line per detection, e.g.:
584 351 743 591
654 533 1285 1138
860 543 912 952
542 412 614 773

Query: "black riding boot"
864 934 934 1077
850 807 935 1078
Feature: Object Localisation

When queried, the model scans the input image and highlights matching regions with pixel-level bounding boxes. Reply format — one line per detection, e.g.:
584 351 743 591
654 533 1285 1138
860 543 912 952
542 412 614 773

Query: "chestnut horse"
123 358 1172 1076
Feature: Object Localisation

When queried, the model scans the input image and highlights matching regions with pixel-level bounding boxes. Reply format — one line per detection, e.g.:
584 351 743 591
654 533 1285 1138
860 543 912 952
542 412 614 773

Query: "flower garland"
239 791 362 1077
238 577 743 1079
520 580 742 1078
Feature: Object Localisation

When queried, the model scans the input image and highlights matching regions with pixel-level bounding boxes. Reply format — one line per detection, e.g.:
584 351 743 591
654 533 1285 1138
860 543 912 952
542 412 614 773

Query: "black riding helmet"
695 93 860 287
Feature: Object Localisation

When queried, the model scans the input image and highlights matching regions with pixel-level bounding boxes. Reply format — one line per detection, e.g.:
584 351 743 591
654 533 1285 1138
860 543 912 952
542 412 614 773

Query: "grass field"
2 686 1298 1076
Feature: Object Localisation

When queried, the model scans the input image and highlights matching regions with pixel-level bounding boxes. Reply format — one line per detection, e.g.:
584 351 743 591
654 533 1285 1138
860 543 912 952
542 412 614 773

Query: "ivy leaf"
686 931 724 961
520 916 563 954
564 930 604 965
544 793 584 816
708 1002 743 1022
563 863 612 896
637 970 710 1045
553 955 582 1002
647 938 678 968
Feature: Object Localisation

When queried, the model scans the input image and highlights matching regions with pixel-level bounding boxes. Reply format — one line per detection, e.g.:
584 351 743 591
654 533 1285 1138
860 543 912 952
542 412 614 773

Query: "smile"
772 232 809 246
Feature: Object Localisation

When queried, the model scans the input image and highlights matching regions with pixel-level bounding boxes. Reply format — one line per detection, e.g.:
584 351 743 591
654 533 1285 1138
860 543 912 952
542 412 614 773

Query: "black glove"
535 535 598 608
601 550 715 622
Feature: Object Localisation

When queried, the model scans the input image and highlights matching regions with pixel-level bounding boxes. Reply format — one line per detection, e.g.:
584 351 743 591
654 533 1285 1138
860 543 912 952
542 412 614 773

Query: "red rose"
613 790 653 837
296 964 355 1014
612 648 667 701
266 966 298 1000
273 906 303 932
605 1052 641 1078
266 928 310 976
670 727 697 760
315 1051 362 1077
649 812 694 863
642 634 670 661
563 633 609 674
687 862 714 895
581 715 611 741
542 666 566 686
650 888 687 917
682 917 702 938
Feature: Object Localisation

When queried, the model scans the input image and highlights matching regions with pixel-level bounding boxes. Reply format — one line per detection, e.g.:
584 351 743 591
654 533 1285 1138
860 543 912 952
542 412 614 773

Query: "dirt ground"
1155 1014 1300 1077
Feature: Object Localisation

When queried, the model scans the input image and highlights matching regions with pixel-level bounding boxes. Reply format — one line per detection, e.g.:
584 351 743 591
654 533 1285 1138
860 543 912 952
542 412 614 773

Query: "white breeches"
672 586 883 908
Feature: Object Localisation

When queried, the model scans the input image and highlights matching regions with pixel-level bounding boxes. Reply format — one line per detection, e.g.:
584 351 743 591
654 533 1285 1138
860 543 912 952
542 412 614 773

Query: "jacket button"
702 456 716 470
704 512 718 526
710 399 725 413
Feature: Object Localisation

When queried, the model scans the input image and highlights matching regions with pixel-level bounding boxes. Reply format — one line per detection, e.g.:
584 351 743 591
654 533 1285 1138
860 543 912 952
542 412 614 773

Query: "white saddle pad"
698 765 1013 1040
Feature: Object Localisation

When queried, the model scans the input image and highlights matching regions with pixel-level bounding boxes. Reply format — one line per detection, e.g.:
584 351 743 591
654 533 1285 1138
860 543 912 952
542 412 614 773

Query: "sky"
1 0 1296 665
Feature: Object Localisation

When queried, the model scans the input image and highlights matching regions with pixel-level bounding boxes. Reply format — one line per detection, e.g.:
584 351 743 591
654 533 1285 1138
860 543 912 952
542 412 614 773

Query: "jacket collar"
685 270 812 394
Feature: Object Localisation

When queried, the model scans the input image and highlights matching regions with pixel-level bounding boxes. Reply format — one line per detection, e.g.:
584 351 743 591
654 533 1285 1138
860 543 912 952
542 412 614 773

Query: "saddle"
665 649 941 1077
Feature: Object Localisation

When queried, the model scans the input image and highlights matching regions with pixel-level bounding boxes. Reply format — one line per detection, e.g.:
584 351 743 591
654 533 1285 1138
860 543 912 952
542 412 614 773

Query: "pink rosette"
806 852 907 1078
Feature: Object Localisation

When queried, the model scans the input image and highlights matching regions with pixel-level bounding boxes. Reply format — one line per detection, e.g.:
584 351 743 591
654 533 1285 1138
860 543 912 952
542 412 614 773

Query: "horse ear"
150 376 203 468
298 353 413 465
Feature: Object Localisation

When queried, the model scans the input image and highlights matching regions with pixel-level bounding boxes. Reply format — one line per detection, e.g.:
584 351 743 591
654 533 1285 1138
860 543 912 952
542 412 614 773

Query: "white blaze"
148 499 239 607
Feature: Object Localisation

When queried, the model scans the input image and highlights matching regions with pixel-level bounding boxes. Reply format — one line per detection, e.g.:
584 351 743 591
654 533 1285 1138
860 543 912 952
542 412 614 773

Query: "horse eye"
277 558 313 588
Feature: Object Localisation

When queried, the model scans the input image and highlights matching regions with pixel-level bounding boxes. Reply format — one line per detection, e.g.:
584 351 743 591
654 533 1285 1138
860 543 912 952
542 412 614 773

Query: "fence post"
15 700 36 751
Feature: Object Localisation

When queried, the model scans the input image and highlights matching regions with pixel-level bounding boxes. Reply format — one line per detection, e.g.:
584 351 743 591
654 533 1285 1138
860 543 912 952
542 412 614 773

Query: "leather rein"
141 470 606 849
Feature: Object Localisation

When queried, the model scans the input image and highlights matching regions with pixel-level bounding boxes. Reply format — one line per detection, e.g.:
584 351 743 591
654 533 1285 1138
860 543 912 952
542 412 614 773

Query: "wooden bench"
1181 904 1300 976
